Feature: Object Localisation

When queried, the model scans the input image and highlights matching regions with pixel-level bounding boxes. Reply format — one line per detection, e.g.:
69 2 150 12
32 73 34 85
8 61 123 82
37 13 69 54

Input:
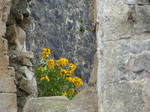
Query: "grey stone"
23 96 69 112
132 52 150 73
0 93 17 112
100 81 144 112
17 55 32 67
134 5 150 34
23 87 98 112
18 77 37 97
19 66 34 81
126 0 149 5
96 0 150 112
16 0 31 16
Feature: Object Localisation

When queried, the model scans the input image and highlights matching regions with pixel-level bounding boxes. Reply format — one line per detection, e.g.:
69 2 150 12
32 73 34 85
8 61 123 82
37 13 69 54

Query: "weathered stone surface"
26 0 96 82
6 25 26 51
0 37 9 68
96 0 150 112
9 50 34 59
19 66 34 80
0 0 17 112
70 87 98 112
143 77 150 112
17 56 32 67
134 5 150 34
18 77 37 97
23 96 69 112
100 80 145 112
16 0 31 16
0 0 12 37
0 69 16 93
0 93 17 112
5 1 37 111
23 88 98 112
131 52 150 73
126 0 149 5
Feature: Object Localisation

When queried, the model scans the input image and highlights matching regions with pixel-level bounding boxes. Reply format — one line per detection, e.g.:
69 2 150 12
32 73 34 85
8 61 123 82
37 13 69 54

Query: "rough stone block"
23 96 69 112
70 87 98 112
17 56 32 67
18 77 37 97
6 25 26 51
19 66 34 81
0 37 8 52
10 50 34 59
143 77 150 112
134 5 150 34
23 87 97 112
0 53 9 68
125 0 149 5
0 93 17 112
0 37 9 68
132 52 150 73
0 0 12 37
99 81 144 112
0 69 16 93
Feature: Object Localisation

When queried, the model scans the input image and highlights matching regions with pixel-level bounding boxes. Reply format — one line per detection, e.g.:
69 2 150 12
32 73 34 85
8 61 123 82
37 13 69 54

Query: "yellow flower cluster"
58 63 76 76
41 48 51 59
59 69 73 76
37 66 44 71
66 77 73 82
73 77 83 89
66 77 82 88
40 75 50 82
68 63 76 72
36 48 83 99
56 58 68 67
46 59 54 69
62 92 67 95
60 69 68 76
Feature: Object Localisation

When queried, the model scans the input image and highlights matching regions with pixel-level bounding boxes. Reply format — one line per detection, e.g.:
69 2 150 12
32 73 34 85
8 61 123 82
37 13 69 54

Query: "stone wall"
1 0 150 112
26 0 96 83
96 0 150 112
0 0 17 111
5 0 37 112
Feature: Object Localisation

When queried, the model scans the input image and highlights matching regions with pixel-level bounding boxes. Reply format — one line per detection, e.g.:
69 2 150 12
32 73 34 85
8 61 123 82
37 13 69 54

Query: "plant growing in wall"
79 18 86 33
79 26 86 33
34 48 83 100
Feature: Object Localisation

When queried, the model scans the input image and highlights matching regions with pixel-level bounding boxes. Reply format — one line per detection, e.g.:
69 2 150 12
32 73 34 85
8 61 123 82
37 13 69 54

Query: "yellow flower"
66 77 73 82
40 76 45 81
68 63 76 71
60 69 68 76
40 75 50 82
46 59 54 69
41 48 51 59
72 77 83 88
66 70 72 76
45 75 50 82
69 89 74 94
42 48 51 54
46 59 54 65
48 65 54 69
56 58 68 67
62 92 67 96
37 66 44 71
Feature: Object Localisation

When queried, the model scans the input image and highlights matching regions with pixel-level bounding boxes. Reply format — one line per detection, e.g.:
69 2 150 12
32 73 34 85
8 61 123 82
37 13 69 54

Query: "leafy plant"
34 48 83 100
79 18 84 23
79 26 86 33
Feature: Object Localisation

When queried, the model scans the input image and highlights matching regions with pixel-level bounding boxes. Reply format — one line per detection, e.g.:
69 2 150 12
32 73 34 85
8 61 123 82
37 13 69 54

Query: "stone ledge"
0 93 17 112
